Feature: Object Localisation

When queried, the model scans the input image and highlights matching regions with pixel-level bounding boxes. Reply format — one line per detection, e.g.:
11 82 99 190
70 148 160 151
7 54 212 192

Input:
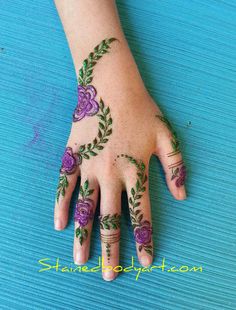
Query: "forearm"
54 0 146 98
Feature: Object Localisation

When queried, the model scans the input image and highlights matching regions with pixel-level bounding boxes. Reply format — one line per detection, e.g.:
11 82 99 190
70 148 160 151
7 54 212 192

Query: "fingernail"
178 187 187 200
140 255 152 267
55 219 62 230
74 252 85 265
103 270 115 281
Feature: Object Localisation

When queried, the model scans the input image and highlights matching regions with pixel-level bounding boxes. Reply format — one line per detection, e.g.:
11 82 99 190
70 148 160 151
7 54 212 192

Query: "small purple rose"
60 147 80 175
74 199 94 227
175 165 186 187
73 85 99 122
134 220 152 245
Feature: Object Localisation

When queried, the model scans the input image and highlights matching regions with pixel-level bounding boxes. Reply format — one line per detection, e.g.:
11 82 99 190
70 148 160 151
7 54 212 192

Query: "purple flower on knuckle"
60 147 80 175
73 85 99 122
74 199 94 227
134 220 152 245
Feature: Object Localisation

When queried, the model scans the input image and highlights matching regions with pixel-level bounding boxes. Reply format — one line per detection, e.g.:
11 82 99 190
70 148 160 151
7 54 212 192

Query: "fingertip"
139 255 153 267
54 218 63 230
176 186 187 200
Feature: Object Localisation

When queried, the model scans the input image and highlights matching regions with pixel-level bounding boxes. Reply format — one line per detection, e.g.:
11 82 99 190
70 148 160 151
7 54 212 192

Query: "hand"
53 38 187 281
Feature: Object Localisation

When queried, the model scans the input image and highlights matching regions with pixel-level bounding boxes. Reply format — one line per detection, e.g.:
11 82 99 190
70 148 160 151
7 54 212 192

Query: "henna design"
116 154 153 256
170 163 187 187
156 115 187 187
156 114 180 155
99 214 121 262
77 99 112 160
56 174 68 203
56 38 116 202
74 180 94 246
100 233 120 262
78 38 117 86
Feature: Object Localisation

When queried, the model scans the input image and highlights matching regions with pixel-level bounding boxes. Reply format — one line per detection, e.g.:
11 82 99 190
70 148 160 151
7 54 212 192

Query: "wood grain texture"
0 0 235 309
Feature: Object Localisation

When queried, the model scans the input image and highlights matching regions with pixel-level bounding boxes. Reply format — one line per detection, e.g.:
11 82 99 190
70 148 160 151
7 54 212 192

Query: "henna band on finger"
100 232 120 261
99 214 121 262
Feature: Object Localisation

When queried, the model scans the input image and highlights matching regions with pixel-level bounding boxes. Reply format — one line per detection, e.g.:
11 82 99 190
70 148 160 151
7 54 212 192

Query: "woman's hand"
53 37 187 281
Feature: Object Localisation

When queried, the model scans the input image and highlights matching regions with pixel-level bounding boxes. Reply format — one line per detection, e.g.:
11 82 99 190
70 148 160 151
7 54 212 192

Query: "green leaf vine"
117 154 152 256
99 213 121 230
56 175 68 203
75 180 94 246
76 227 88 246
79 179 94 199
156 114 180 153
77 99 112 160
78 38 117 86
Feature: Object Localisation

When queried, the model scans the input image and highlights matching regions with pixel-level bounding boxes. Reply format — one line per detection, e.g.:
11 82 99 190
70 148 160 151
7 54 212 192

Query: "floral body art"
169 161 187 187
56 38 116 203
74 180 94 246
73 85 99 121
156 114 187 187
156 114 180 155
99 214 121 262
116 154 153 256
77 99 112 161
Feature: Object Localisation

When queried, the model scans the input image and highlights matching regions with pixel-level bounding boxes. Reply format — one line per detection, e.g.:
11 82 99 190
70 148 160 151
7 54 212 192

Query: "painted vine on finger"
99 214 121 261
99 214 121 230
116 154 153 256
74 180 95 246
56 175 68 203
156 114 180 153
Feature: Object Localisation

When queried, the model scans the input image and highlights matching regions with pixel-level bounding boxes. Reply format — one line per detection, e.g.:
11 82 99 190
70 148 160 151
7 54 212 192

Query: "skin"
54 0 187 281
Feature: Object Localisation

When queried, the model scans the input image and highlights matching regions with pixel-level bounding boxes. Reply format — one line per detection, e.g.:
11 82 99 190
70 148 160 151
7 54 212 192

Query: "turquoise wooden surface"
0 0 235 309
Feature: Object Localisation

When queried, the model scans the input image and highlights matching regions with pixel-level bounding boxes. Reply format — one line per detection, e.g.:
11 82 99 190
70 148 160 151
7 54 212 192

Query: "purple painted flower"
73 85 99 122
134 220 152 245
74 199 94 227
175 165 187 187
60 147 81 174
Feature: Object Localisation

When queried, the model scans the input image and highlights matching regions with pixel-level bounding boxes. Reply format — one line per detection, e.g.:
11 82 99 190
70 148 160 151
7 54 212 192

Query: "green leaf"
107 118 112 125
105 107 110 115
131 188 135 197
106 129 112 136
83 153 90 160
138 214 143 222
79 68 83 78
107 37 117 44
83 59 88 70
98 129 102 138
87 189 94 196
79 186 84 196
85 77 93 84
100 99 105 110
144 248 153 256
87 69 93 76
96 145 104 150
75 227 81 238
99 122 105 130
98 114 105 121
89 150 97 156
79 145 85 152
84 180 89 191
136 180 140 191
